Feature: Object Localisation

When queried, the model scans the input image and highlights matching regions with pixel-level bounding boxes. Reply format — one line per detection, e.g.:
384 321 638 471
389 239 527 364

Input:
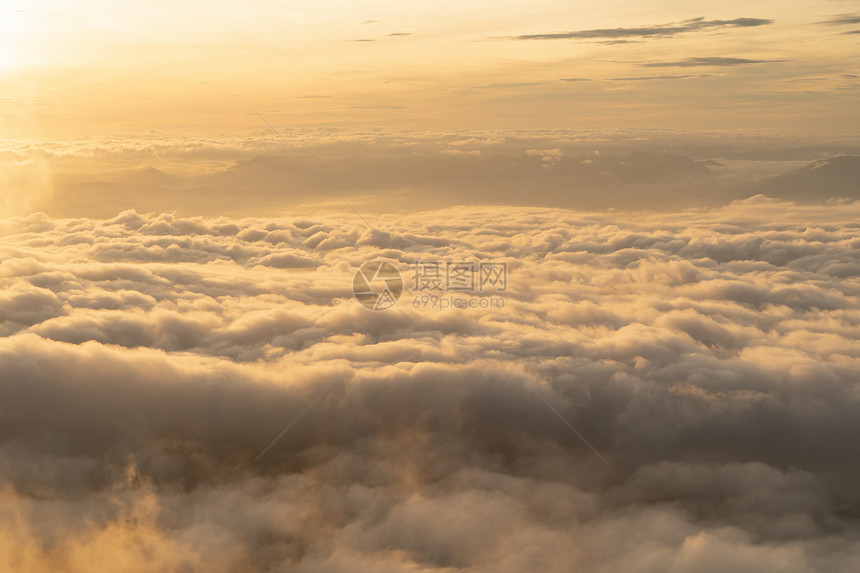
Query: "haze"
1 2 860 572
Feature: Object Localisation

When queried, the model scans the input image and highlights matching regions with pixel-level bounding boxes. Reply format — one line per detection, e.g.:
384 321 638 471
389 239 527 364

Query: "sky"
2 2 860 572
1 0 859 137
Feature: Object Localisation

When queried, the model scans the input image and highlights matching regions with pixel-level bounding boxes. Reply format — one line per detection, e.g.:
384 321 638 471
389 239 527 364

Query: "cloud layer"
642 57 780 67
514 17 772 41
1 199 860 571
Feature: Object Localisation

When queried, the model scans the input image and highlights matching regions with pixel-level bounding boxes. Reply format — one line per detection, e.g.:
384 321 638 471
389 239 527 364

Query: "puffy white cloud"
1 199 859 571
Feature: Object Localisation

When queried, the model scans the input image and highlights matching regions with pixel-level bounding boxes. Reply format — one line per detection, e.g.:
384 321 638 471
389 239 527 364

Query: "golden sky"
4 4 860 571
2 0 859 137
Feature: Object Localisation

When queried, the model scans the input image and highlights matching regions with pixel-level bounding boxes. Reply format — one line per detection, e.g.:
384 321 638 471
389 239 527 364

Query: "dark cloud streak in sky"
610 74 696 80
819 14 860 25
641 56 781 67
513 17 772 41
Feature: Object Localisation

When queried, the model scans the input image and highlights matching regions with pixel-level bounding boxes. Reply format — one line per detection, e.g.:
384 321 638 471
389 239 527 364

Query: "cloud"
1 200 860 570
472 81 547 89
513 17 772 41
642 57 781 67
610 74 696 81
819 14 860 25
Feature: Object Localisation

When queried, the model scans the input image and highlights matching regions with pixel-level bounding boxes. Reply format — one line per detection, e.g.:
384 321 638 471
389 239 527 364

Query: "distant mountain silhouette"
48 152 730 216
125 166 179 186
189 151 718 210
759 155 860 201
52 167 180 217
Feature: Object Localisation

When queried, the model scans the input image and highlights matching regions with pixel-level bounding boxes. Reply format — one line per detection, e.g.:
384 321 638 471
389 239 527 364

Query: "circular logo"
353 261 403 311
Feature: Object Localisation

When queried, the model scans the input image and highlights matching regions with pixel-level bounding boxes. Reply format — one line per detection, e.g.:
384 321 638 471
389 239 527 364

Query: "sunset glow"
2 2 860 572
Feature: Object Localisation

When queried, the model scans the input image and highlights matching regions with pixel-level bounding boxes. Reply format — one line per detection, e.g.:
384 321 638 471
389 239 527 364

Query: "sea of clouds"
1 197 859 572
